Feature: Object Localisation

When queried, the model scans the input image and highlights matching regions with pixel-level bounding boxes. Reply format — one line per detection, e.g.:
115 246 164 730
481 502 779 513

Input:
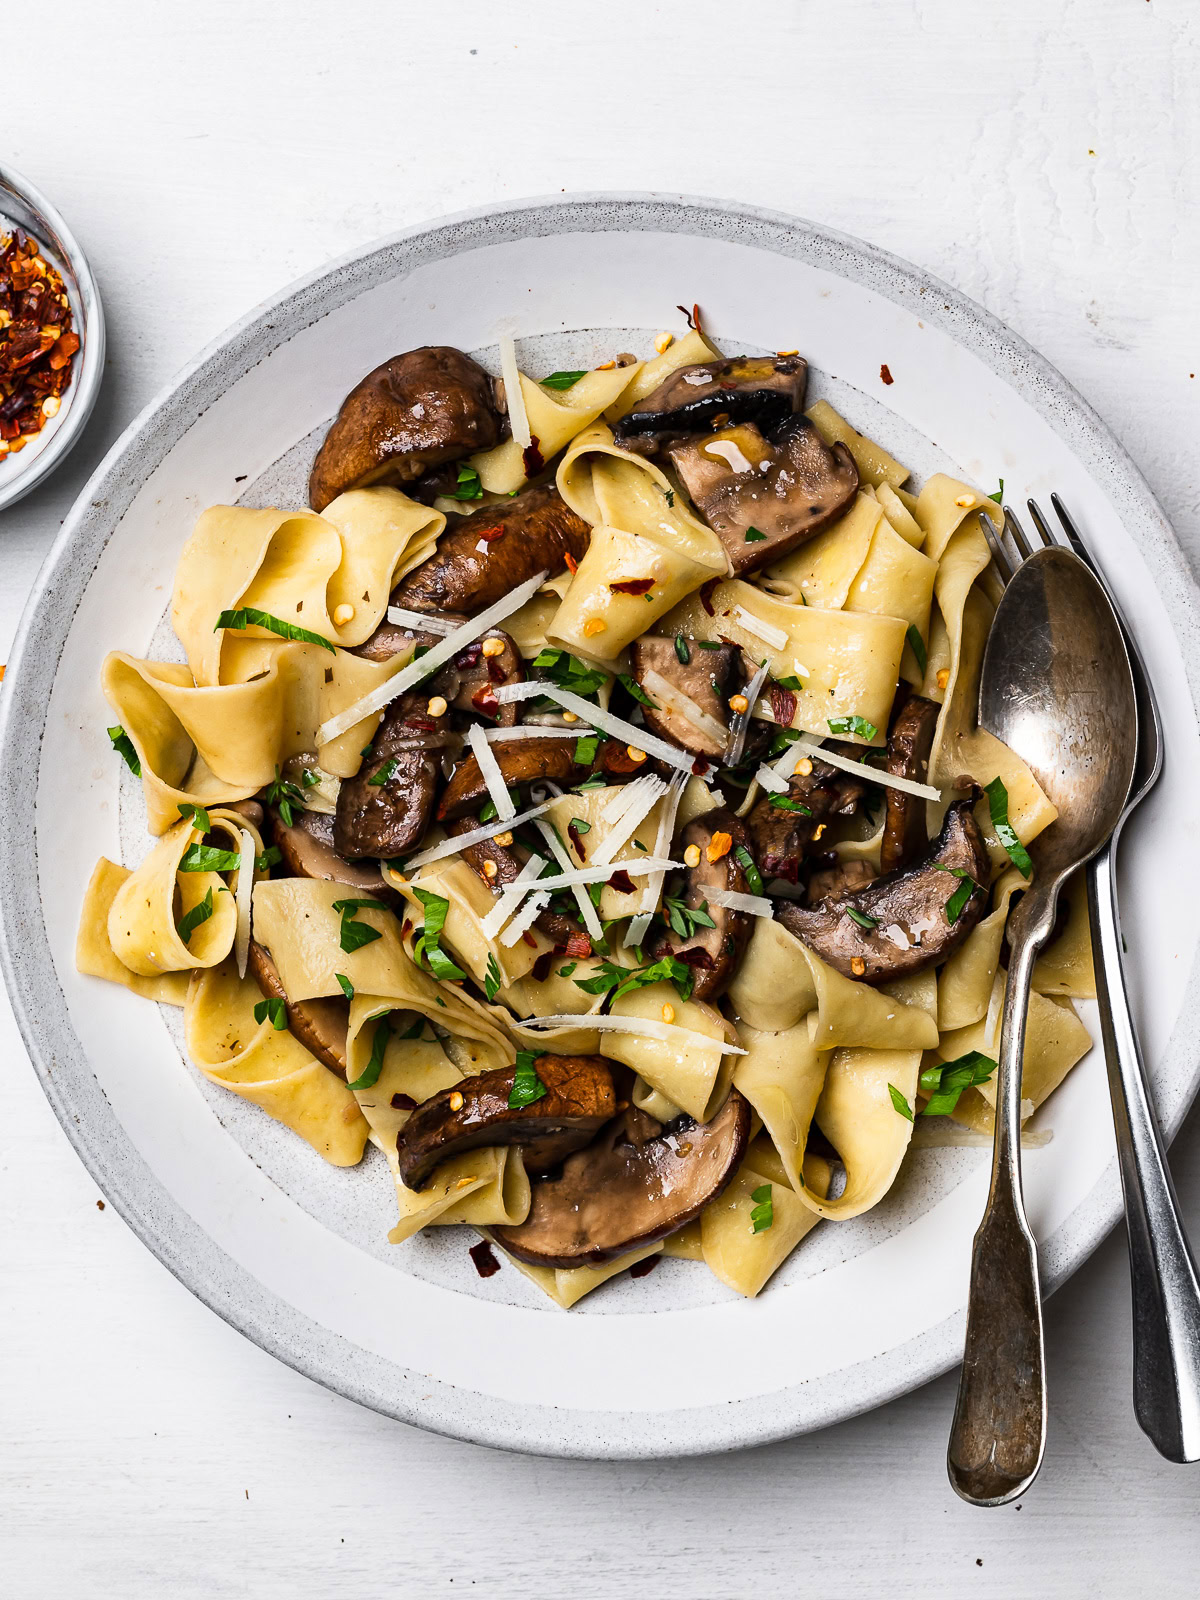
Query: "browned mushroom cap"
334 689 454 859
628 637 740 759
612 356 807 455
271 808 396 898
350 617 464 662
668 415 858 575
395 1054 616 1191
437 737 581 822
653 809 754 1003
390 485 590 616
745 755 864 882
447 816 580 946
778 796 989 983
805 856 878 904
879 694 940 874
247 940 349 1078
308 347 503 512
493 1089 751 1269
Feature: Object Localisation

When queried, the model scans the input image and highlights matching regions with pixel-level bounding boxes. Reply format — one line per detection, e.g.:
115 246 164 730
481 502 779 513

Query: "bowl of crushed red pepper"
0 163 104 513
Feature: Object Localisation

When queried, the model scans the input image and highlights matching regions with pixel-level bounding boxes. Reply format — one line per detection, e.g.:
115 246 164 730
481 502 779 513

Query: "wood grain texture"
3 0 1200 1593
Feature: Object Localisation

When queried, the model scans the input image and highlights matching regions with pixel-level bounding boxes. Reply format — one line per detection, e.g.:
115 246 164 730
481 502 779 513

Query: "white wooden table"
4 2 1200 1593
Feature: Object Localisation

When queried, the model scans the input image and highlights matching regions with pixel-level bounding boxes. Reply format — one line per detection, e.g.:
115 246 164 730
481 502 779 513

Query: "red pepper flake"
564 551 578 576
0 228 78 462
880 363 894 386
531 949 555 982
770 683 798 727
471 684 500 718
400 918 414 940
405 715 439 732
609 577 655 596
521 931 538 949
675 303 704 335
522 434 545 477
390 1092 417 1110
567 818 589 857
455 642 483 668
469 1239 501 1279
475 524 507 543
629 1256 659 1279
486 655 508 685
676 946 715 969
565 930 593 959
691 756 710 777
608 869 635 895
698 577 721 616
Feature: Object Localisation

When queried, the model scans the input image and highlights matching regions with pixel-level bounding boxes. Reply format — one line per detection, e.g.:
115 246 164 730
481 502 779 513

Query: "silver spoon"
947 545 1138 1505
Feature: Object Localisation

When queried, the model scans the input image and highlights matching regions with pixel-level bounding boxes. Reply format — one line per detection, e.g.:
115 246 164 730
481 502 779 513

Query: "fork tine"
1027 498 1070 550
978 508 1017 585
1048 492 1095 564
1004 504 1039 560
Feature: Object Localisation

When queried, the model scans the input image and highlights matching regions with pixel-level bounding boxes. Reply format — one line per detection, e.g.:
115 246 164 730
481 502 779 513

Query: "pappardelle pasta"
78 324 1094 1307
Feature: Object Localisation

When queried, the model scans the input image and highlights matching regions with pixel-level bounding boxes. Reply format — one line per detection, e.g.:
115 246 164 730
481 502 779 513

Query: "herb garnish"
934 863 981 924
575 954 695 1005
906 623 928 677
253 996 288 1030
479 787 520 823
662 896 716 940
179 842 242 873
177 802 212 833
734 844 763 895
617 673 658 710
744 527 767 543
919 1052 997 1116
750 1183 774 1233
176 888 214 946
412 887 467 981
987 479 1005 506
336 973 355 1000
674 634 691 665
768 795 812 814
484 953 503 1003
540 370 587 391
347 1013 392 1089
985 776 1033 878
827 714 878 741
399 1016 426 1040
331 897 388 954
451 463 483 500
768 726 804 758
664 488 675 508
214 606 335 653
847 907 879 930
256 845 282 872
367 755 401 787
265 765 307 826
575 774 607 792
108 725 141 776
775 674 804 691
573 733 600 765
531 646 608 700
696 640 721 651
556 961 578 979
508 1050 548 1108
888 1084 915 1121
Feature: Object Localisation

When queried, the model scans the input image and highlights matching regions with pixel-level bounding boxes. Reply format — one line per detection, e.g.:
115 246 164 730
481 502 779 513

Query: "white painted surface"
3 0 1200 1593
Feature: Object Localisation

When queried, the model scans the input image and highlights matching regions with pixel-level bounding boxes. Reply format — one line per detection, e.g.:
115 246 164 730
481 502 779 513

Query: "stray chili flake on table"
0 228 79 461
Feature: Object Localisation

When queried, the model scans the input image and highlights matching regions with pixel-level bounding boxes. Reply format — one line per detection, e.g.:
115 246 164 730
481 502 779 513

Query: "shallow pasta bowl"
2 194 1199 1459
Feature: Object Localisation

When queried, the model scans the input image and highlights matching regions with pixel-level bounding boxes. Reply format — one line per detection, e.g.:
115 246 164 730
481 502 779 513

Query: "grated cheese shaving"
499 890 549 947
484 725 597 742
534 818 603 942
624 912 654 948
770 734 942 803
498 335 532 450
235 827 255 978
399 799 557 871
467 723 516 822
480 855 547 941
642 668 729 749
592 775 667 865
639 771 687 914
733 607 788 651
385 606 459 636
518 1013 747 1056
493 679 698 775
319 570 548 744
726 658 771 768
708 885 774 918
754 763 788 794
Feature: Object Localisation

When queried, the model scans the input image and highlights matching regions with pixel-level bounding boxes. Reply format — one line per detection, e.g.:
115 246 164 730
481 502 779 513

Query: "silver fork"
988 494 1200 1463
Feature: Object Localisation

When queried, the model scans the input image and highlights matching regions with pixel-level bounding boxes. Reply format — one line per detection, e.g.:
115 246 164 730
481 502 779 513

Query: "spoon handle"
1088 837 1200 1462
948 927 1047 1505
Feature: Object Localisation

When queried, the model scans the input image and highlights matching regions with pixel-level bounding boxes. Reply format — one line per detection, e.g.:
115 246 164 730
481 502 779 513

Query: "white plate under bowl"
3 195 1199 1459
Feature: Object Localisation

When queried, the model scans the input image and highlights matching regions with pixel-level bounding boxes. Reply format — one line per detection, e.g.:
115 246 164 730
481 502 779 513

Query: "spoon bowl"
948 544 1138 1505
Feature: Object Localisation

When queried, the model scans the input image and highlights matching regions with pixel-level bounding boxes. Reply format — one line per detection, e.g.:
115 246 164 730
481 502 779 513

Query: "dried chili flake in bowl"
0 228 79 461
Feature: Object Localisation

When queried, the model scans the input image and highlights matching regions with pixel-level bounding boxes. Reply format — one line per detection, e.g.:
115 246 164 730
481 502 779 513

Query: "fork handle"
1088 837 1200 1462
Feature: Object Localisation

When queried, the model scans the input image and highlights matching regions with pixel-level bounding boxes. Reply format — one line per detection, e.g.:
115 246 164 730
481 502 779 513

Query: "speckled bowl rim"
0 162 105 511
3 193 1199 1459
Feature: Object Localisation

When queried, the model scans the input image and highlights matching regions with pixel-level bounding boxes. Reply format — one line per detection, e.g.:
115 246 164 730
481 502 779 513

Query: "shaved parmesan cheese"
519 1013 747 1056
480 855 547 941
726 658 771 768
734 607 788 651
475 539 490 555
592 774 667 864
235 827 255 978
499 890 549 947
385 606 459 636
493 679 697 775
484 724 598 741
642 668 729 750
534 818 603 942
400 799 557 872
639 771 687 913
319 570 548 744
754 763 788 794
467 723 515 823
624 912 654 947
480 856 680 942
771 734 942 803
708 885 774 918
984 978 1003 1054
498 335 531 449
600 782 643 825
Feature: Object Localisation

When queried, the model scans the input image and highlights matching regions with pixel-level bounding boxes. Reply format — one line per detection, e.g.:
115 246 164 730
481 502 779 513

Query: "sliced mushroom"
334 689 454 859
628 637 740 759
395 1054 616 1190
746 755 865 882
492 1089 750 1269
308 346 503 512
271 808 394 897
778 796 989 983
805 856 878 904
390 485 590 616
223 798 264 829
612 356 807 455
247 939 348 1078
351 618 463 662
668 415 858 575
437 736 581 822
448 816 579 945
879 693 940 873
653 809 753 1002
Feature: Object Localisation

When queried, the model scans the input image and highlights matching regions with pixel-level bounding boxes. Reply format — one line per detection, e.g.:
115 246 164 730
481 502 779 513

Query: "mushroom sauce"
77 322 1095 1306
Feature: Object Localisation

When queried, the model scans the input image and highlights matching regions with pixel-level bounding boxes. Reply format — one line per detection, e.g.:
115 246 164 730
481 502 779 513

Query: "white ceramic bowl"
0 163 105 511
3 194 1199 1458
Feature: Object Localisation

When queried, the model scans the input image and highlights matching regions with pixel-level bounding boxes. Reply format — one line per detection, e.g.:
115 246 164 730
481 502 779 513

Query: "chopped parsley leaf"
179 842 241 873
734 844 763 895
335 973 355 1000
451 463 484 500
256 845 282 872
674 634 691 665
573 733 600 765
768 795 812 814
265 765 307 826
987 478 1005 506
919 1052 997 1116
827 714 878 741
888 1084 915 1121
412 887 467 981
367 755 401 787
484 953 503 1003
696 639 722 650
531 646 608 700
108 725 141 777
177 802 211 833
662 895 716 940
750 1183 774 1233
744 527 767 543
253 996 288 1030
775 675 804 690
215 606 335 653
176 888 214 946
508 1050 548 1108
985 776 1033 878
617 673 658 709
331 897 388 954
934 863 981 924
556 961 578 979
347 1013 392 1089
847 907 879 930
540 370 587 391
906 624 928 677
575 774 607 793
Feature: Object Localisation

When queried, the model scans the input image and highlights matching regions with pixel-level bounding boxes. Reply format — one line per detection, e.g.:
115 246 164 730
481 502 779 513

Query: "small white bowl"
0 163 105 512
